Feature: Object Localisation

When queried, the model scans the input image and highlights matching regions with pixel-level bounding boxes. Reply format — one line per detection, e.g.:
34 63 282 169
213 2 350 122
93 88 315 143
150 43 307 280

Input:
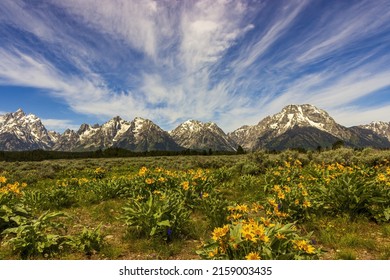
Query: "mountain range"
0 104 389 152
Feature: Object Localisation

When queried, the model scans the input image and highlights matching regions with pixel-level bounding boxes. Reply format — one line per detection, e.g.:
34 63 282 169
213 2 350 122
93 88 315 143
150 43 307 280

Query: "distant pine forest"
1 145 389 162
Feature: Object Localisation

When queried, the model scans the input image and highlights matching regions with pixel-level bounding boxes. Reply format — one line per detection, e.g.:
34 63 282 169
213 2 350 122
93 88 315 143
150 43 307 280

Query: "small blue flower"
167 228 172 236
278 203 282 210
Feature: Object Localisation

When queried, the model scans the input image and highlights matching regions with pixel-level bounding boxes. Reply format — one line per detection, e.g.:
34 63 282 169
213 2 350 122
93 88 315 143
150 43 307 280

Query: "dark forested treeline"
0 148 238 161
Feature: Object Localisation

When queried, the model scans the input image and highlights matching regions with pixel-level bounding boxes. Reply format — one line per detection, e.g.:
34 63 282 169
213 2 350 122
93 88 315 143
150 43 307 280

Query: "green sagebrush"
121 191 190 241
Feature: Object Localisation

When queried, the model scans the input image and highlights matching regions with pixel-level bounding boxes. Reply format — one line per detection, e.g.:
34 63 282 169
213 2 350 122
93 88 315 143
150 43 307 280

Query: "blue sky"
0 0 390 133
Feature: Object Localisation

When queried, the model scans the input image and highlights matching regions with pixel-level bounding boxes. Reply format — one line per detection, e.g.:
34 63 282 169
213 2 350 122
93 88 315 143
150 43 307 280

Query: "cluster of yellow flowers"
292 239 316 254
377 167 390 186
137 166 210 195
0 176 27 195
240 220 269 243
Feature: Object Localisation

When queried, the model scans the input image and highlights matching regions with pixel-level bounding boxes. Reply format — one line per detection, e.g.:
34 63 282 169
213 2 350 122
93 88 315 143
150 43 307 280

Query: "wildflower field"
1 148 390 260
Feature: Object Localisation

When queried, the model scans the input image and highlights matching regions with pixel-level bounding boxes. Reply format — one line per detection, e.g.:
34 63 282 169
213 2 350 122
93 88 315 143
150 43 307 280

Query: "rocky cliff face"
170 120 237 151
1 106 389 152
229 104 390 151
0 109 56 150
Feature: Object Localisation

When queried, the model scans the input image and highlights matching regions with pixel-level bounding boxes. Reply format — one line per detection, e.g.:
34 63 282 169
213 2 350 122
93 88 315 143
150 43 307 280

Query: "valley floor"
1 148 390 260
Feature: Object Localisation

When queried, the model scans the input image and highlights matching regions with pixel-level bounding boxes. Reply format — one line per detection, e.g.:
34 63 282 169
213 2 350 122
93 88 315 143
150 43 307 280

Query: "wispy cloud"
330 105 390 127
0 0 389 132
41 119 80 132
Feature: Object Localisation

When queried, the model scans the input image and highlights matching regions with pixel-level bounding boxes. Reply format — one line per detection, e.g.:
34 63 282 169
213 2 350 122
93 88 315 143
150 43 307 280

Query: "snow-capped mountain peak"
170 120 237 151
0 109 55 150
359 121 390 141
1 106 389 152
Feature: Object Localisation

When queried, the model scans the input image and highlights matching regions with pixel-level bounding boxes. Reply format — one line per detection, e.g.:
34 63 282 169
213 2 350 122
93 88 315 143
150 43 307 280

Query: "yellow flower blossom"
275 232 286 240
145 178 155 184
236 204 249 212
377 174 386 182
267 198 278 208
181 181 190 190
208 248 219 258
212 225 229 241
302 200 311 208
139 166 148 176
260 217 275 228
158 177 167 183
293 240 316 254
245 252 261 260
273 185 281 192
0 176 7 184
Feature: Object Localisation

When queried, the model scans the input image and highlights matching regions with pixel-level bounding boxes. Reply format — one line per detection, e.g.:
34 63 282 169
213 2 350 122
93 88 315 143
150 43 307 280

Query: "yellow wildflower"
267 198 278 208
302 200 311 208
273 185 281 192
260 217 275 228
208 248 219 258
0 176 7 184
377 174 386 182
158 177 167 183
145 178 155 184
228 213 243 220
275 232 286 240
245 252 261 260
251 202 264 212
305 245 316 254
212 225 229 241
139 166 148 176
181 181 190 190
237 204 249 212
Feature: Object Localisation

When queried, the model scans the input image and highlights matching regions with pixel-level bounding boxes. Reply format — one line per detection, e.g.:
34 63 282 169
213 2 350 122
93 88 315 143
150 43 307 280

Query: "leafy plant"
121 191 190 241
197 195 229 229
197 200 321 260
2 211 68 259
66 225 105 256
0 197 31 234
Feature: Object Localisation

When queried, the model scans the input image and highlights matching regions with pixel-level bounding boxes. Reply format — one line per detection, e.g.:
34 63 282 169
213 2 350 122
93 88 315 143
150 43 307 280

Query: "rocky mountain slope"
54 116 182 152
229 104 390 151
169 120 237 151
0 105 389 152
0 109 57 151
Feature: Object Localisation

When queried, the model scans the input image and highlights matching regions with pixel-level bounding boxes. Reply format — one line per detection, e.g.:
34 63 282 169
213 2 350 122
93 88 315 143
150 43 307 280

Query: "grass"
305 215 390 260
1 149 390 260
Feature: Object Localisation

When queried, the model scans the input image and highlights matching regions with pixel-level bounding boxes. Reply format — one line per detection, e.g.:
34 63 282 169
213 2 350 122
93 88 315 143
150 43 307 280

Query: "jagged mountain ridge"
169 120 237 151
0 109 57 151
0 105 389 152
54 116 182 152
359 121 390 142
229 104 390 151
